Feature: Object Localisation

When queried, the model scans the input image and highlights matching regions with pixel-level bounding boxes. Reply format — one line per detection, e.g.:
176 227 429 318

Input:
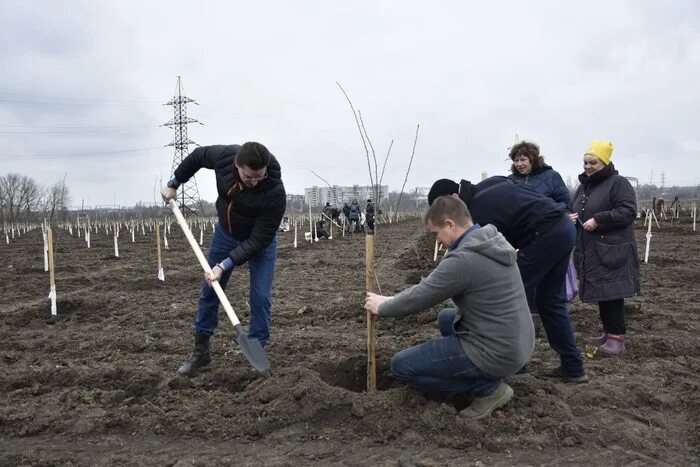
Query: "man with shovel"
163 142 286 377
365 195 534 420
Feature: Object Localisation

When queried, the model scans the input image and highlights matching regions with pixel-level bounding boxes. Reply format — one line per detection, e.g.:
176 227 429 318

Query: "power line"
0 124 155 129
0 91 162 104
0 146 163 161
0 128 154 135
0 97 162 107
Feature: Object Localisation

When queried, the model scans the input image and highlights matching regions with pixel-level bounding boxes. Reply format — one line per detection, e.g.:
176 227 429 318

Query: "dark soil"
0 217 698 465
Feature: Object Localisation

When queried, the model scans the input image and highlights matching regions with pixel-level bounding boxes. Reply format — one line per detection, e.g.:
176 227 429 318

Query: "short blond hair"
424 195 472 227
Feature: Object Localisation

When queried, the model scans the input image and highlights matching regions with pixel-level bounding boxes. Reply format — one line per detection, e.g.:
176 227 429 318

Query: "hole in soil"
318 356 398 392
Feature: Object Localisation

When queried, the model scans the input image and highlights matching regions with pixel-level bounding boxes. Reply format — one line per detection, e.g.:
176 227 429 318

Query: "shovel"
168 199 270 375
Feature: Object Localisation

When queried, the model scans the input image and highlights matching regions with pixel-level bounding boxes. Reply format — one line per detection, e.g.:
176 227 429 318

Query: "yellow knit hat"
584 140 614 165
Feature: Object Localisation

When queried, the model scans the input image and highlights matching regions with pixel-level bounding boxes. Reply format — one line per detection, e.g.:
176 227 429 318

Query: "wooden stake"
366 233 377 391
47 227 57 316
433 238 439 262
293 221 298 248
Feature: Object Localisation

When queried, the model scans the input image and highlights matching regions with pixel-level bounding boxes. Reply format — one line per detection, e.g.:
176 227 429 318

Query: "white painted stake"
199 226 204 246
156 222 165 281
47 227 57 316
293 221 298 248
644 210 652 264
433 239 439 262
342 216 346 237
114 231 120 258
329 218 333 239
164 228 169 250
693 204 696 232
5 233 8 244
131 227 135 243
42 229 49 272
314 220 319 242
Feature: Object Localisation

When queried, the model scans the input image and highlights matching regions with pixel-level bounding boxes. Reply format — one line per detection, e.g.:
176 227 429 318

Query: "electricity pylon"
163 76 204 216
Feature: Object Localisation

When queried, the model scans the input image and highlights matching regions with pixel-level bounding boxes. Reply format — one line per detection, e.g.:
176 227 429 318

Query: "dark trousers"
194 223 277 346
599 299 626 335
517 217 584 376
389 308 501 397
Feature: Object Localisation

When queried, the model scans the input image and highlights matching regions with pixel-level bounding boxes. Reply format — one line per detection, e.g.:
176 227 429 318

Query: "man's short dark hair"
508 141 545 174
424 195 472 227
235 142 271 170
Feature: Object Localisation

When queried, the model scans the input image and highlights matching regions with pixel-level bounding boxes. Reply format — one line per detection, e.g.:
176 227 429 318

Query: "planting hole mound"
318 356 398 392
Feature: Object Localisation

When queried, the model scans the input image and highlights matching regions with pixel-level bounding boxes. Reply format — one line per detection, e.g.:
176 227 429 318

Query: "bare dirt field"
0 216 698 466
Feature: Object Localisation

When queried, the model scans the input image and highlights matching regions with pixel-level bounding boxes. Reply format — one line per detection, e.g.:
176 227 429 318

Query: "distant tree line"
0 173 70 225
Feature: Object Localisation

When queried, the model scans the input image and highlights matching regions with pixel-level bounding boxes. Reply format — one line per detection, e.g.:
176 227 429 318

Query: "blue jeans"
390 308 500 397
517 217 584 375
194 223 277 346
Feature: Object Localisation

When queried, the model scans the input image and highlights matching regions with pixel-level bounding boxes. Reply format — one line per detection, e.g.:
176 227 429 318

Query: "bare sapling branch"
358 110 379 203
336 82 376 194
393 124 420 222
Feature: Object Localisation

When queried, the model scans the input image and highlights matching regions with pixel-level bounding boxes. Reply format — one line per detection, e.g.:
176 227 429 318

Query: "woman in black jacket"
571 141 640 356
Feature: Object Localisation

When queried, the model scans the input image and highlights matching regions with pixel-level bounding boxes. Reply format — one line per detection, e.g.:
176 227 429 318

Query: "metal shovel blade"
234 324 270 375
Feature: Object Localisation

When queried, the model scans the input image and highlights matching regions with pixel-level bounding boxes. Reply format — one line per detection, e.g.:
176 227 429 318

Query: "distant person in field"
346 199 362 232
507 141 572 336
364 195 534 420
571 141 639 356
163 142 286 377
656 197 664 216
365 198 375 231
427 175 587 383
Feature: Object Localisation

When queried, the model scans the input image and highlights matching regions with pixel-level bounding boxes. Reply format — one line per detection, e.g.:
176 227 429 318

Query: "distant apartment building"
286 194 305 210
304 185 389 207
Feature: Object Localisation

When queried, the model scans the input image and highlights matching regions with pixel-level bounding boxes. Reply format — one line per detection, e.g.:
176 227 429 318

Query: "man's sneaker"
599 334 625 356
459 382 514 420
584 333 608 346
540 366 589 384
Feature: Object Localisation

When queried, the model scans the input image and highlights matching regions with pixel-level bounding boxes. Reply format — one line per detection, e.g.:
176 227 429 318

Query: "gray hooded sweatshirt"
379 224 534 377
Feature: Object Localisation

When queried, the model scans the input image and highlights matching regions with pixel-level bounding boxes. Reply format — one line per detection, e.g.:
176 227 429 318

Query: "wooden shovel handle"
168 200 240 326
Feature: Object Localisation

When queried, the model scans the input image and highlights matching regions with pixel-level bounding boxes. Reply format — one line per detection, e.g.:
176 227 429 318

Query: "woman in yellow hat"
571 141 640 356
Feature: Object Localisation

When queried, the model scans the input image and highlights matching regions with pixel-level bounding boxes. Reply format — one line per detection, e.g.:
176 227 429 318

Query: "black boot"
177 333 212 377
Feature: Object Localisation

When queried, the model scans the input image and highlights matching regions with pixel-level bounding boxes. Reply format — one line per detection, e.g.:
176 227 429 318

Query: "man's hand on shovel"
205 265 224 286
162 187 177 204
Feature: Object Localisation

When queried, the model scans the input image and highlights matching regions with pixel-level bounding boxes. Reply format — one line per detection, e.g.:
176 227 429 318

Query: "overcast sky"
1 0 698 207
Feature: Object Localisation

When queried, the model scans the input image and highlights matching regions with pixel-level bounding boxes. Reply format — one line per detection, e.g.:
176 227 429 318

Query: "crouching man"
364 195 534 420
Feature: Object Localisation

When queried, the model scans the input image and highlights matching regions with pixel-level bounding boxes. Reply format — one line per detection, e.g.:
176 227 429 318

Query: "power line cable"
0 97 162 107
0 145 163 161
0 91 162 104
0 124 156 129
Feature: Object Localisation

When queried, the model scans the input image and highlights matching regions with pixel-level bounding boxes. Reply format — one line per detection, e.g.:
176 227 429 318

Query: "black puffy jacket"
174 145 286 266
459 176 566 250
572 163 640 302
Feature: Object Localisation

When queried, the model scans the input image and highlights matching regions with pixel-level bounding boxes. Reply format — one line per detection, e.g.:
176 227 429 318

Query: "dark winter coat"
458 176 566 250
572 163 640 302
508 166 571 211
174 145 286 266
